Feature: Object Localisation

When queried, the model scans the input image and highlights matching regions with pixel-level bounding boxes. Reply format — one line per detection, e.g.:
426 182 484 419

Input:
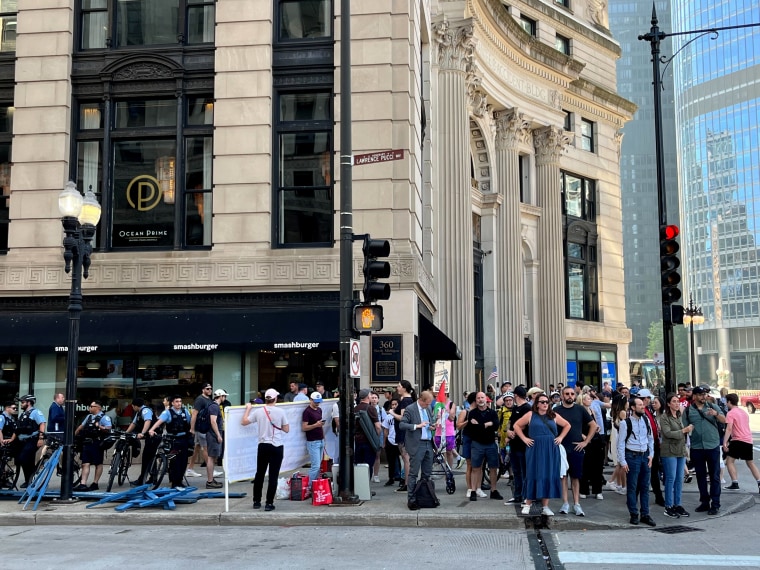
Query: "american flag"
487 366 498 382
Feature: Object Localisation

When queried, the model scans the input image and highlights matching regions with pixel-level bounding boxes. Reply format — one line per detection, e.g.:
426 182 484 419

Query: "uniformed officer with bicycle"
125 397 158 486
15 395 46 488
74 400 112 491
148 394 192 489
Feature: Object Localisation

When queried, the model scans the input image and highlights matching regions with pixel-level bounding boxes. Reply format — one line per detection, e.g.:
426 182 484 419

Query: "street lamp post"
682 296 704 388
57 181 101 502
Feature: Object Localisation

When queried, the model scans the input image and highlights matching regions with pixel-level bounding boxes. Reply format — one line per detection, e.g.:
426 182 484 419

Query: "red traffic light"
660 224 679 240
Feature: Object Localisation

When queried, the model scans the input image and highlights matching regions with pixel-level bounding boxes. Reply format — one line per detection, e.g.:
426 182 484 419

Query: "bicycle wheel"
106 451 121 492
150 454 167 489
29 452 50 489
118 451 131 486
0 456 15 489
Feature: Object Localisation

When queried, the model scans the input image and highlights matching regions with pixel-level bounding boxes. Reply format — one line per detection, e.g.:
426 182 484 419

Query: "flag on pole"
487 366 498 383
436 380 447 404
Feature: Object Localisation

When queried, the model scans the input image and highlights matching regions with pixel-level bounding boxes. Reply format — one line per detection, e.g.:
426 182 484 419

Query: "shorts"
470 440 499 469
194 431 208 448
434 435 457 450
206 432 221 458
727 440 754 461
562 444 584 479
81 441 105 466
461 434 472 460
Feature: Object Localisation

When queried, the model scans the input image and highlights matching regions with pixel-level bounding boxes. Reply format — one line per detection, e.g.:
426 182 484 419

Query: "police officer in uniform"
125 397 157 486
15 395 46 488
74 400 112 491
0 402 18 488
148 394 192 489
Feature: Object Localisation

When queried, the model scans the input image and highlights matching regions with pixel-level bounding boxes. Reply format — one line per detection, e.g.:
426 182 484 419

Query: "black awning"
418 314 461 361
0 307 339 353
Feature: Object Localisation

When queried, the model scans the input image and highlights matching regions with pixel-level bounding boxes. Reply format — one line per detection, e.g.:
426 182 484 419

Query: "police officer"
148 394 191 489
125 397 157 486
0 402 18 447
74 400 112 491
15 395 46 488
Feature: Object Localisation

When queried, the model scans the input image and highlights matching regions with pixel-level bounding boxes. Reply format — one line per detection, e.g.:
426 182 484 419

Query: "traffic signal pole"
337 0 358 503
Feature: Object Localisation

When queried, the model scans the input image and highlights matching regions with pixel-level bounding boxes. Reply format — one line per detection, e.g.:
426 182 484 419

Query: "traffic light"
354 304 384 333
660 224 681 303
362 236 391 302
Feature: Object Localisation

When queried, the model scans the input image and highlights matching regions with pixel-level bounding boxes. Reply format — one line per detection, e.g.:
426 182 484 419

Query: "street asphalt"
1 462 757 530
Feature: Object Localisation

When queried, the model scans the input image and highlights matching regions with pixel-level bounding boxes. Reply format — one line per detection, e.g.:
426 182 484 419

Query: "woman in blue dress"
512 394 571 516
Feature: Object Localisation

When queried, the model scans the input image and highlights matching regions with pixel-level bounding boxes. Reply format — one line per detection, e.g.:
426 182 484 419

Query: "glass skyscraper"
672 0 760 389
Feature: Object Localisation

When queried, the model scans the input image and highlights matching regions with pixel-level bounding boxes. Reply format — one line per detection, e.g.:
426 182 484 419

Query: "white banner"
224 399 339 483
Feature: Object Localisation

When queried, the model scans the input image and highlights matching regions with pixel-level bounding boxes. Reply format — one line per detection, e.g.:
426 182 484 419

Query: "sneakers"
490 490 503 500
695 503 710 513
395 484 407 493
542 506 554 516
505 496 522 504
206 480 222 489
521 504 531 515
573 503 585 517
476 488 487 498
595 493 604 500
605 482 618 491
559 502 570 514
264 503 275 512
684 474 693 483
664 506 680 518
707 507 719 515
470 492 477 502
213 470 224 478
88 483 99 491
253 501 261 509
640 515 657 527
724 482 740 490
384 480 396 487
674 505 690 517
372 475 380 483
466 489 472 498
579 494 587 499
455 458 466 469
186 469 202 478
73 484 88 492
615 485 627 495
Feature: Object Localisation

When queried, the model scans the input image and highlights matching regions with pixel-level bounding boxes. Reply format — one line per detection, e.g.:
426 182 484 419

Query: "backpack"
624 415 651 445
688 403 726 441
195 402 211 433
412 478 440 508
356 409 383 452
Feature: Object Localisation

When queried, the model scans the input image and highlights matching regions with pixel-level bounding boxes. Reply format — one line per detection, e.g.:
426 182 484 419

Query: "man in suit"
399 390 435 510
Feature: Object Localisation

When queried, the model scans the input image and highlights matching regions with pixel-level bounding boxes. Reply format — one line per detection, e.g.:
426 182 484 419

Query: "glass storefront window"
111 139 176 249
279 0 331 41
116 0 179 47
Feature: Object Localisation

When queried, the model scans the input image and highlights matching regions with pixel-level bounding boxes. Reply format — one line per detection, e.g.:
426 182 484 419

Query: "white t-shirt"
246 405 289 447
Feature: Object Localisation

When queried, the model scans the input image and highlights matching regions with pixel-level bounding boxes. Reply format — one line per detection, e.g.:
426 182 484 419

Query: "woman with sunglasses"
659 392 693 518
512 394 571 516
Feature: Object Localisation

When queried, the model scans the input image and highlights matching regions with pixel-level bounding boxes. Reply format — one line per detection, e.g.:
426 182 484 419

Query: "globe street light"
57 181 101 502
683 296 704 387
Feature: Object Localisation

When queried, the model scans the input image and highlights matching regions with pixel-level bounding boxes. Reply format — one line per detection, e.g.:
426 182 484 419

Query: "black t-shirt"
464 407 499 445
394 396 413 445
509 402 532 452
554 404 593 445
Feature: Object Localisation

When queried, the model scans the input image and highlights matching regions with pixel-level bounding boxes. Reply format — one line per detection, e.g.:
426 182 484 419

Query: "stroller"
431 438 456 495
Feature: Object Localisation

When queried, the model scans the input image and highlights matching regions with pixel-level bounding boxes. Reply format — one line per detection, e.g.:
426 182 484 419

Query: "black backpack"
412 478 440 508
195 402 211 433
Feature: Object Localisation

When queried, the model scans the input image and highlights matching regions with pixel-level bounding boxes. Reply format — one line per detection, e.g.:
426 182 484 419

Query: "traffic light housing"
362 236 391 303
354 304 384 333
660 224 681 303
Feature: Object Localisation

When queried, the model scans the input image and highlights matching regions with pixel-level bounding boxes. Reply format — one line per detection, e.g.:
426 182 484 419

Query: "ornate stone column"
493 110 530 386
534 126 571 387
432 21 476 398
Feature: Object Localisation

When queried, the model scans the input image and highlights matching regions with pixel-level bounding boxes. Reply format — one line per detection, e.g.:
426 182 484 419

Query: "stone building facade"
0 0 633 408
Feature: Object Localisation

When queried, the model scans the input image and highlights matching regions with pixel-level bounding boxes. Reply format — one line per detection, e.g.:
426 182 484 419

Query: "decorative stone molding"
533 125 572 166
614 130 624 160
469 121 493 192
494 109 532 151
433 21 476 74
587 0 609 30
113 63 174 81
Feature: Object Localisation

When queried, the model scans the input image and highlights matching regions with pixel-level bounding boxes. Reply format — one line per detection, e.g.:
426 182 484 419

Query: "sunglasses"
537 400 550 404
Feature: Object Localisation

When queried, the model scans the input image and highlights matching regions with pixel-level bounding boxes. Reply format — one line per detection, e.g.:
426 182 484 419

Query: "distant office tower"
673 0 760 389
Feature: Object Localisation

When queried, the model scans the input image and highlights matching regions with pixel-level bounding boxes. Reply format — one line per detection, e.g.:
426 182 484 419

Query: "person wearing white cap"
204 389 227 489
637 389 665 506
302 391 326 484
242 388 290 511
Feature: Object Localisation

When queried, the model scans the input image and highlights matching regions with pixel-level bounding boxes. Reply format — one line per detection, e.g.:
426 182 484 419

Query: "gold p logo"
126 175 162 211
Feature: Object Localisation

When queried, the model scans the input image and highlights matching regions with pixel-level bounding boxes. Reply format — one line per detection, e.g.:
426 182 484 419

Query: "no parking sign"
350 338 361 378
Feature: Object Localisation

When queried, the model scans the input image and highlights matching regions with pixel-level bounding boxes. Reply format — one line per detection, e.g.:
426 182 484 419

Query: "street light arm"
659 30 719 86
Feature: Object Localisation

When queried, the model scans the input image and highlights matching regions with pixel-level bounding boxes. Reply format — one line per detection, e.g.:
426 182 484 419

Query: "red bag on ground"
312 477 333 506
290 473 310 501
320 452 333 475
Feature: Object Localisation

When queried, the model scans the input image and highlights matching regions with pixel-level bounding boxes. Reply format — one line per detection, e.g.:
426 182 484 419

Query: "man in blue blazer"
399 390 435 510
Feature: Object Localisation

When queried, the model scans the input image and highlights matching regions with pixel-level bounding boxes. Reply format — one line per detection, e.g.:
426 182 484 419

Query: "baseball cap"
527 387 545 398
202 383 212 389
550 391 560 398
315 380 324 387
264 388 279 400
699 384 712 393
513 386 527 398
310 391 323 402
637 388 653 398
358 388 371 400
692 386 707 395
213 389 229 398
503 392 514 399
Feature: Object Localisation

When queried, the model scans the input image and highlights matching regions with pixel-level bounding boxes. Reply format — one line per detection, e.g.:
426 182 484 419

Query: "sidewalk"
1 464 756 529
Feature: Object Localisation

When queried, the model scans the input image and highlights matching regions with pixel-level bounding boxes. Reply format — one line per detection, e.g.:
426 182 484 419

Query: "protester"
512 393 570 516
187 383 213 478
382 399 400 486
465 392 503 501
302 391 326 485
722 393 760 492
353 388 381 479
659 392 692 518
606 395 629 494
388 380 415 492
506 386 531 505
370 392 387 482
578 392 604 500
435 400 457 468
241 388 290 511
204 390 225 489
457 392 478 499
638 388 665 506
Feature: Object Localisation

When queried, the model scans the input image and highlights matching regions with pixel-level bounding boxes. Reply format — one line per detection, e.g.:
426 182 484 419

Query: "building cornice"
565 77 637 127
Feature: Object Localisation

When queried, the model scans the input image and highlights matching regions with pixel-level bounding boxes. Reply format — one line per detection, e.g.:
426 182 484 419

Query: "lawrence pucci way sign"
353 149 404 165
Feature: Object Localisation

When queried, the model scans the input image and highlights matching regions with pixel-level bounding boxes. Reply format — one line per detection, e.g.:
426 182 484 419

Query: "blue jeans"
306 439 324 484
691 446 721 508
511 450 527 500
625 452 651 516
661 455 685 508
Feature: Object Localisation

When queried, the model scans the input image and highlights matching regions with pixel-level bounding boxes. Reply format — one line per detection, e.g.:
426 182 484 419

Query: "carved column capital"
495 109 531 151
533 125 572 166
433 21 476 74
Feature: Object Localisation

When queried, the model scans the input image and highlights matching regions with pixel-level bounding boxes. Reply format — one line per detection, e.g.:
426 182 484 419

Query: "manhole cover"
651 525 705 534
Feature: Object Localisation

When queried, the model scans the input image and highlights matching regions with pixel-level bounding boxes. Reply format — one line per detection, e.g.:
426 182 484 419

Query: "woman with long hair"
606 394 629 494
387 380 415 492
578 392 604 499
659 392 693 518
512 394 571 515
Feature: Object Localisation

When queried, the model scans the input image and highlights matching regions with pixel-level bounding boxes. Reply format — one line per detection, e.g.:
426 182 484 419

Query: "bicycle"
0 444 17 490
147 433 182 489
30 436 82 490
104 430 139 492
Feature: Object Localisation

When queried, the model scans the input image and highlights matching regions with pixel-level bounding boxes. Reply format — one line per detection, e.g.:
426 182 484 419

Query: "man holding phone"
302 391 326 485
